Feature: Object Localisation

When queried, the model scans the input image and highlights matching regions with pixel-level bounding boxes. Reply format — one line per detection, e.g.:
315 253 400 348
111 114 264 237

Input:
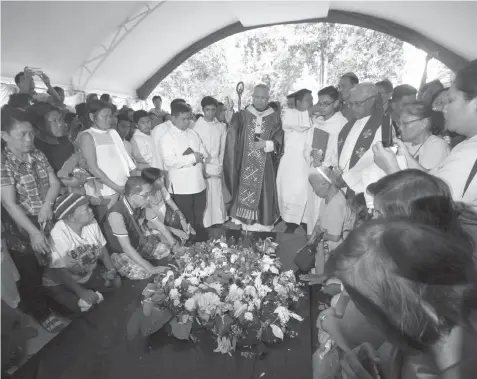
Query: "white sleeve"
419 137 450 170
161 134 196 169
88 221 107 248
48 224 71 269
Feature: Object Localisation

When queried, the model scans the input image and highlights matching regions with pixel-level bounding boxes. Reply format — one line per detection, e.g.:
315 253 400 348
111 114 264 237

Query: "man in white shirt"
130 110 157 170
160 102 208 230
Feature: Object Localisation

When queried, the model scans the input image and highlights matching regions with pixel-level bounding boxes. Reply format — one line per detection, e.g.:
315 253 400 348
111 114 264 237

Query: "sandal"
40 314 67 334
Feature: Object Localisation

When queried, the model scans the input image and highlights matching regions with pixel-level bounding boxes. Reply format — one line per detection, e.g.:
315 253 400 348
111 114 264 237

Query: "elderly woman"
374 60 477 207
43 194 120 317
79 100 136 219
324 219 477 379
397 101 449 170
1 106 66 333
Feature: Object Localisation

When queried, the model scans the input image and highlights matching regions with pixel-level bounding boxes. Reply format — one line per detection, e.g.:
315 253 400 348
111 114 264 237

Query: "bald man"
223 84 283 231
335 83 386 196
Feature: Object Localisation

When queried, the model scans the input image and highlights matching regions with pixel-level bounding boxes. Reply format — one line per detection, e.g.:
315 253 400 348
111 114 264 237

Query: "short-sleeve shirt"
43 220 106 286
1 147 52 216
405 135 450 171
318 191 355 251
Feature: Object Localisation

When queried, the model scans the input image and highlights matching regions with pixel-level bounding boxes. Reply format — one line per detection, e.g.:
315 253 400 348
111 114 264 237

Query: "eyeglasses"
317 101 334 108
349 95 376 108
398 117 427 127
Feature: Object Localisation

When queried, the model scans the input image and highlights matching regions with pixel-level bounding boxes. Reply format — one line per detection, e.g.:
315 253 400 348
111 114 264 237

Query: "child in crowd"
131 110 156 170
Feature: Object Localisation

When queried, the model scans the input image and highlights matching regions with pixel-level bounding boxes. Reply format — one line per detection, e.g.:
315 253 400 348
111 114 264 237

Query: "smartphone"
334 292 350 318
381 113 393 148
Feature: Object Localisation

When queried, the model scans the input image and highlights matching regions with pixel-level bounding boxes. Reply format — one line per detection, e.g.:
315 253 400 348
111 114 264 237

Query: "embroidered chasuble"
223 105 283 226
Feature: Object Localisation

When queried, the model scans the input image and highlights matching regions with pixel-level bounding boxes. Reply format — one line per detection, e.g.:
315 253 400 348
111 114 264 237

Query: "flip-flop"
41 314 66 334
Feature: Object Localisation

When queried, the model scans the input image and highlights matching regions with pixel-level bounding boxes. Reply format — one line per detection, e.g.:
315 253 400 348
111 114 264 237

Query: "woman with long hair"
325 219 477 378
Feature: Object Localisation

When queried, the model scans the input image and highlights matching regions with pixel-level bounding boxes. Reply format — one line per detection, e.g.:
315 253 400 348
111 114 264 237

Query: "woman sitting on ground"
103 177 185 280
1 105 66 333
141 167 195 241
43 194 120 317
325 219 477 379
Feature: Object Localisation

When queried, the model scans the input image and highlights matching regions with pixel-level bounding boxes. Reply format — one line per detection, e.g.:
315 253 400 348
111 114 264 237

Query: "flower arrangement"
141 236 305 355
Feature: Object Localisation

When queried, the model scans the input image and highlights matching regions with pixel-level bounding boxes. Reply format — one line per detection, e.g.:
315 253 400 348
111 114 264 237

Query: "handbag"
163 205 183 230
294 230 324 273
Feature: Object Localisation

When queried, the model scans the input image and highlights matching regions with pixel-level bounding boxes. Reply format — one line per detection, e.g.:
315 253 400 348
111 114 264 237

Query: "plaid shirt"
1 147 52 216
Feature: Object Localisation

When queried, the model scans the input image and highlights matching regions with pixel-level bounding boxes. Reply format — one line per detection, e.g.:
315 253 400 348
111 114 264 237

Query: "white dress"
277 109 313 224
193 118 227 227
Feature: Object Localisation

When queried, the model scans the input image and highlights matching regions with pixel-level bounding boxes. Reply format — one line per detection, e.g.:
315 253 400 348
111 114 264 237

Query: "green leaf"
169 317 193 340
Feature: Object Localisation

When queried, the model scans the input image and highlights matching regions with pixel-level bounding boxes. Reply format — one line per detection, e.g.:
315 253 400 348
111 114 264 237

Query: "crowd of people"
1 58 477 378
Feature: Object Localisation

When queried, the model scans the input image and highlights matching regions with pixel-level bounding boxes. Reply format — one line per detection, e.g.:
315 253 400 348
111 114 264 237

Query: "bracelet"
44 200 55 206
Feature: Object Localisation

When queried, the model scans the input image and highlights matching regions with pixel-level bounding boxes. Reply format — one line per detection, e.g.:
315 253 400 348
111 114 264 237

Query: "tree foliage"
152 23 407 112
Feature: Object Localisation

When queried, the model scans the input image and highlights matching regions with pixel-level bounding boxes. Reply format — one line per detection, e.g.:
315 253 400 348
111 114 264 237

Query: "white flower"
200 262 206 269
187 285 198 294
244 312 254 322
169 288 180 301
233 301 248 318
290 312 304 322
274 284 288 298
185 264 194 272
197 292 221 315
212 247 223 258
208 282 223 296
173 299 181 307
270 266 279 275
230 254 238 264
263 263 270 272
189 277 199 286
184 297 196 312
274 306 290 326
219 242 228 249
174 277 183 288
226 284 244 302
262 255 275 265
162 270 175 286
244 285 258 299
229 267 236 274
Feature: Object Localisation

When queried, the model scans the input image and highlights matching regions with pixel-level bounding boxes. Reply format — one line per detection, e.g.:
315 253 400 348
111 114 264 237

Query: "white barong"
277 109 313 224
193 118 227 227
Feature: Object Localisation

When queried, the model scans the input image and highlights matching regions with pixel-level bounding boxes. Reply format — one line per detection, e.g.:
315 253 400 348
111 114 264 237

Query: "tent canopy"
2 1 476 99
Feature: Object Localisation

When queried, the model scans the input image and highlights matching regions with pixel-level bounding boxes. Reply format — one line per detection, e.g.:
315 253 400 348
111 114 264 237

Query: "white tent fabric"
2 1 476 99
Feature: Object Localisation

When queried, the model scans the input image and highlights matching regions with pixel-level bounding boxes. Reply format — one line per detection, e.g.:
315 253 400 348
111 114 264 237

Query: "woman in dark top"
28 103 85 192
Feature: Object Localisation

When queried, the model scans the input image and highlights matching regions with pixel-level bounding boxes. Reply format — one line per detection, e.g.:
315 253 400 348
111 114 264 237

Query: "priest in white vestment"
193 96 227 227
277 89 315 232
303 86 348 233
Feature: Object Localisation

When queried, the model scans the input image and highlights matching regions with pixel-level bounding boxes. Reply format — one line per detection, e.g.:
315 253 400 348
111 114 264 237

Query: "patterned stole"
235 105 275 221
337 112 382 169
